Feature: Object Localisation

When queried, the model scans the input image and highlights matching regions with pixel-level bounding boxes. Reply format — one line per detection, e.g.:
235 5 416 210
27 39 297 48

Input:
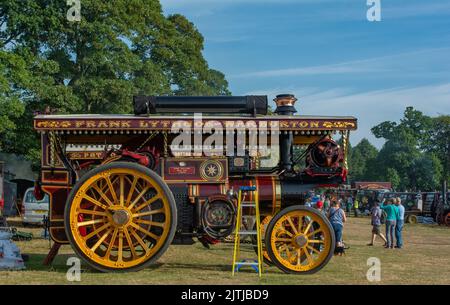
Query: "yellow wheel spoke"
286 216 298 234
105 175 118 204
298 215 303 233
133 195 163 212
274 237 291 243
119 175 125 206
297 248 302 265
303 219 313 235
285 246 295 261
82 195 108 210
130 223 160 241
276 229 293 237
128 185 151 210
303 247 314 265
130 228 151 253
104 228 118 259
124 228 137 259
307 228 324 237
133 208 164 218
89 188 98 201
91 229 112 252
92 184 114 206
308 239 324 244
77 218 106 227
78 209 108 217
307 245 321 255
83 222 111 241
134 219 165 228
126 176 138 206
117 230 124 262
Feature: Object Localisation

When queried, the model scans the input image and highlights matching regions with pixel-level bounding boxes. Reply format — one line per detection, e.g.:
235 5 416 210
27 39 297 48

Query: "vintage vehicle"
22 187 50 225
435 189 450 226
33 94 357 274
421 192 440 219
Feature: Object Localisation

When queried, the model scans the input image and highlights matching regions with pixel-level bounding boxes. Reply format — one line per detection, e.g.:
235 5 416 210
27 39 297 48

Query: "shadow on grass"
23 253 280 276
23 253 168 274
24 253 77 273
162 262 282 275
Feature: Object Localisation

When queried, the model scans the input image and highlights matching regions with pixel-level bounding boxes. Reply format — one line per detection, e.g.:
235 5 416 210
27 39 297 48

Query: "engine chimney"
274 94 297 116
274 94 298 172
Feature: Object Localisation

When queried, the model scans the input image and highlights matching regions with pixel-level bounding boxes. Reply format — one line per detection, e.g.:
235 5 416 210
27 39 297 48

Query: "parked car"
22 187 49 225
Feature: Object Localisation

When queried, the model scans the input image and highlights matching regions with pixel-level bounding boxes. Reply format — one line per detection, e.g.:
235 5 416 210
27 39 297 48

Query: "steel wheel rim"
269 210 332 272
69 168 171 269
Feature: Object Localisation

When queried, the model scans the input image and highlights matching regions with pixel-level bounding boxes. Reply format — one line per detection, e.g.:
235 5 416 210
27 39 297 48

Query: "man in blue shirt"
395 197 405 249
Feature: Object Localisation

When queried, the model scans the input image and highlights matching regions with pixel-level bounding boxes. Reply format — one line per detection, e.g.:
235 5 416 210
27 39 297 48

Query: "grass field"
1 216 449 285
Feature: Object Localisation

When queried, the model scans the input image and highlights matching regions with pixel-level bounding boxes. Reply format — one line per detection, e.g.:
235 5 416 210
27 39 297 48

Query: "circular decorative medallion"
200 160 224 181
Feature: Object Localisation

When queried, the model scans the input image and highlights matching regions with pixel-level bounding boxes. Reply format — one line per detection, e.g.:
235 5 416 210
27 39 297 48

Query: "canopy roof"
34 114 357 133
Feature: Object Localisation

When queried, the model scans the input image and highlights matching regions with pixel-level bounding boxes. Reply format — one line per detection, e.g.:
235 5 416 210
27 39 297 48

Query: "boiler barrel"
133 95 268 116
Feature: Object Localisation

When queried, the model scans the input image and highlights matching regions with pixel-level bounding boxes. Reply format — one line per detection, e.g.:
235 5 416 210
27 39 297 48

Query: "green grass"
1 217 450 284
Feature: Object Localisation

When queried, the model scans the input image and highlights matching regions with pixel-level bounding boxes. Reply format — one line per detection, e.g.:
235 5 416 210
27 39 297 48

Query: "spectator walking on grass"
328 199 347 247
395 197 405 249
367 201 387 246
380 198 399 249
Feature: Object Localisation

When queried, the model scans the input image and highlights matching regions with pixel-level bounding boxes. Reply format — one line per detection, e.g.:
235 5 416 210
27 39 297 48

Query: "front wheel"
64 162 177 272
252 215 273 266
265 206 335 274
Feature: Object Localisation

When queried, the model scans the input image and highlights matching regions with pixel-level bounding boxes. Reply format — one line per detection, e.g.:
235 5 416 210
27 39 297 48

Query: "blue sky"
160 0 450 148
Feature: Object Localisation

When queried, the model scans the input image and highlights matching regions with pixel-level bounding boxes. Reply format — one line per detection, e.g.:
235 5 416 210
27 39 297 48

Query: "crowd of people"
305 192 405 253
369 197 405 249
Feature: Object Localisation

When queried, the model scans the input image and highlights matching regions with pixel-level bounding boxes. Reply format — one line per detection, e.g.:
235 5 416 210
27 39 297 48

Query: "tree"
0 0 230 163
0 51 27 151
426 115 450 184
408 154 443 192
371 107 446 191
386 167 400 190
348 138 378 181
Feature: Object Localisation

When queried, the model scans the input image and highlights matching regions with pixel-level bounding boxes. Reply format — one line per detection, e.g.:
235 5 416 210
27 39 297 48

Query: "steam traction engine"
33 94 357 274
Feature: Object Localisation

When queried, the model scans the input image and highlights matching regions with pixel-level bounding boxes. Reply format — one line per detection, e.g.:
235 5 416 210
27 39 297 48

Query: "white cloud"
232 47 450 78
246 83 450 148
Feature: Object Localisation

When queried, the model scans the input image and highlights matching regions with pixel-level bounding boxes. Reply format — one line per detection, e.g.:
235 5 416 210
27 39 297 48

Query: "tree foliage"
348 138 378 181
363 107 449 191
0 0 230 163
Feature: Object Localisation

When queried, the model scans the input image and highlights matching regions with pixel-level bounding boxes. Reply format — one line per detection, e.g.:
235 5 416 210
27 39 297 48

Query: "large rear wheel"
266 205 335 274
445 212 450 227
64 162 177 272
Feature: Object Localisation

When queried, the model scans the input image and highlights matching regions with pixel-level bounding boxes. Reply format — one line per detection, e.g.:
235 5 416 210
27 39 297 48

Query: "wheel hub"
112 209 130 226
294 234 308 248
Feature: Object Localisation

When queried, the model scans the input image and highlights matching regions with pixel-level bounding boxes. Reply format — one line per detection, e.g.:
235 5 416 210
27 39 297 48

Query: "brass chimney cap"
274 94 297 107
274 94 297 115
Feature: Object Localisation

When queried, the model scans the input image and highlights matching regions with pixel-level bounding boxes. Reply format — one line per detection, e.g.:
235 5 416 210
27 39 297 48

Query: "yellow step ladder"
232 186 263 277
